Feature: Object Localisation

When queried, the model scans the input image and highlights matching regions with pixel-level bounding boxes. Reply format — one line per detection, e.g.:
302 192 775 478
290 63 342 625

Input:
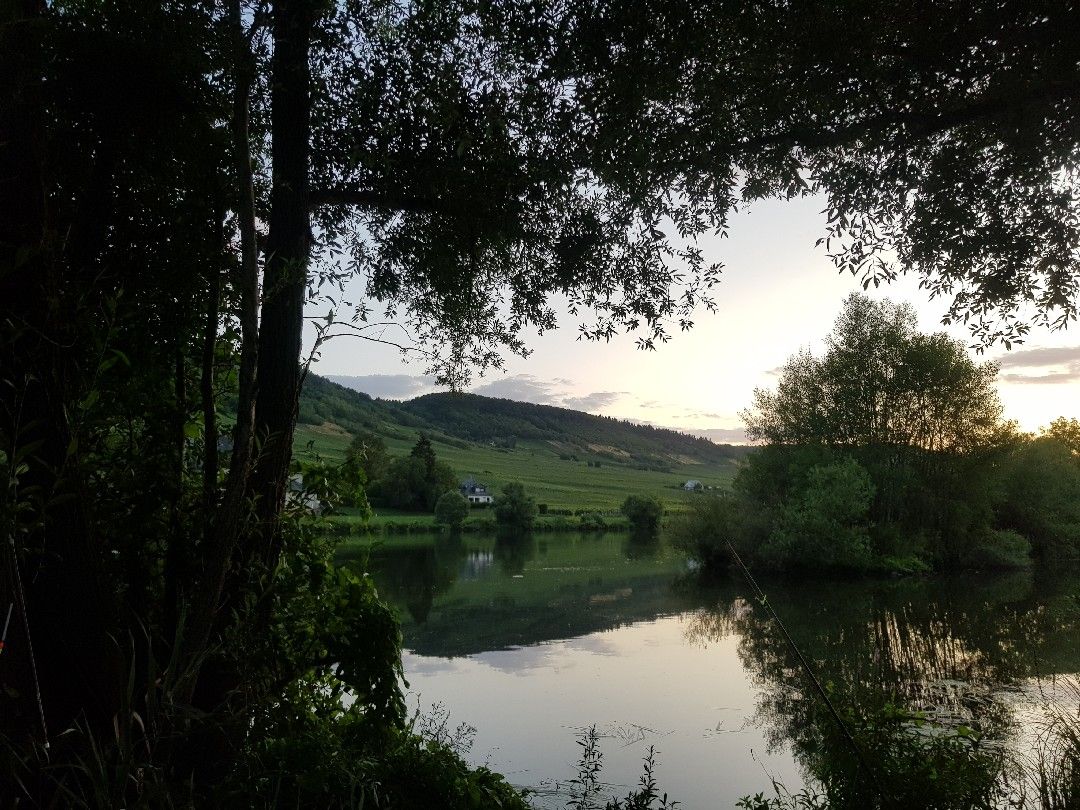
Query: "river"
336 531 1080 808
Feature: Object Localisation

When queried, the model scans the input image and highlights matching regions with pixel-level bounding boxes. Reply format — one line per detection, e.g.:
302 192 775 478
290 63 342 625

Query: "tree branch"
733 72 1080 156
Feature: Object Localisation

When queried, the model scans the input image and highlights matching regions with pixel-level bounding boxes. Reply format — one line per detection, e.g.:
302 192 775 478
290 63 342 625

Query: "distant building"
460 477 494 505
287 473 323 515
683 479 703 492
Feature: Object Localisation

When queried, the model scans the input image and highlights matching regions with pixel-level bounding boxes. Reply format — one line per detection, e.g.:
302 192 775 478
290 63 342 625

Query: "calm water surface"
337 532 1080 808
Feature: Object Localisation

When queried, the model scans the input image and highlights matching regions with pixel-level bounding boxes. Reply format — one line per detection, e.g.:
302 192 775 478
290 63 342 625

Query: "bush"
620 495 664 534
493 482 537 533
578 512 608 531
759 458 875 572
968 529 1032 570
434 491 469 530
995 436 1080 560
670 493 757 572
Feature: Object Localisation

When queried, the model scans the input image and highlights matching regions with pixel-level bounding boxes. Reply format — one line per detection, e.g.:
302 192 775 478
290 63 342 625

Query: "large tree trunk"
181 0 315 708
243 0 314 574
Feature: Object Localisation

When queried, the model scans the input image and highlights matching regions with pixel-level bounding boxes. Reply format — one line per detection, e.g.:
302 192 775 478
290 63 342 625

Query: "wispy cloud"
327 373 437 399
1001 371 1080 385
691 427 750 444
562 391 627 411
471 374 627 413
993 345 1080 385
995 346 1080 369
471 374 558 404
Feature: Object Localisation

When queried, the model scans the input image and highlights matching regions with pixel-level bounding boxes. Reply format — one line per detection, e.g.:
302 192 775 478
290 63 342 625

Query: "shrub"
493 482 537 533
434 491 469 530
759 458 875 572
670 493 756 572
578 512 607 531
620 495 664 534
968 529 1032 570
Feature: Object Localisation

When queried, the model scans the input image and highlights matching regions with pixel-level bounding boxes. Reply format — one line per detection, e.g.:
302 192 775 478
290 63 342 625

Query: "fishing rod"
724 539 897 809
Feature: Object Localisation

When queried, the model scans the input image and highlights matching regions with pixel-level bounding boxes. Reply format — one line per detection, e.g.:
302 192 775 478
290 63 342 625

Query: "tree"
346 430 392 484
620 495 664 534
410 434 437 476
494 482 537 533
373 455 457 513
996 435 1080 559
735 295 1012 570
1045 417 1080 458
435 491 470 531
743 294 1003 454
565 1 1080 346
4 0 1080 801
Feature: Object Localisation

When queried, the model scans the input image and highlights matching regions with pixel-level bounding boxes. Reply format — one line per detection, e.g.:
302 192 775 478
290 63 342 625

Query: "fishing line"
6 537 49 753
1 602 12 654
724 539 894 808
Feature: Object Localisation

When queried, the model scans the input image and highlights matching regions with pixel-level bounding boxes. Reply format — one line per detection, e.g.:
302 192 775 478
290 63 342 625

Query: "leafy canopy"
743 293 1003 452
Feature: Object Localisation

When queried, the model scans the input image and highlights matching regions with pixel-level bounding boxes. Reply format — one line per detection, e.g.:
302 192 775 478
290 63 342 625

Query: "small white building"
287 473 323 514
460 478 494 505
683 479 702 492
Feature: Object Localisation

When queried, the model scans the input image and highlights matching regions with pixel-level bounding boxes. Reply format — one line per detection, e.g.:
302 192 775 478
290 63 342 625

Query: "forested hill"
400 392 745 463
298 373 748 467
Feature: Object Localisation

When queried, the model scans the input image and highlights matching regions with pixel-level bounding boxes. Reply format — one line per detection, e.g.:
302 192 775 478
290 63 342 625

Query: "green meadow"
294 421 738 521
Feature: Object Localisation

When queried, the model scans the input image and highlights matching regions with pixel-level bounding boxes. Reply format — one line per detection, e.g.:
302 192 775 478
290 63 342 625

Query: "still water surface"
337 532 1080 808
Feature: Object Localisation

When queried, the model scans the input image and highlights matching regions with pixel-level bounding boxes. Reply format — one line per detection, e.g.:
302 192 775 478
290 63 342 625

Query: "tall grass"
1024 679 1080 810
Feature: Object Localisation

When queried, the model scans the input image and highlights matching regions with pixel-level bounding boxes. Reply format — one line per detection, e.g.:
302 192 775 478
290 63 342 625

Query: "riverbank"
321 506 635 535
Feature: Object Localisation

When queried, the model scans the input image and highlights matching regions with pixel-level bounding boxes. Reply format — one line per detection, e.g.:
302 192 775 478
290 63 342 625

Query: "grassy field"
295 421 737 517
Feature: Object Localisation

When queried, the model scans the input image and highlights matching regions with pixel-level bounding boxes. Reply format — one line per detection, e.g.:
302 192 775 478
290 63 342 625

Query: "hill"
295 373 750 512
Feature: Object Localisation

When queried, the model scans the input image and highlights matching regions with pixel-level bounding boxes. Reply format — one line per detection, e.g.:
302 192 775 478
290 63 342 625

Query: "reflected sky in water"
337 532 1080 808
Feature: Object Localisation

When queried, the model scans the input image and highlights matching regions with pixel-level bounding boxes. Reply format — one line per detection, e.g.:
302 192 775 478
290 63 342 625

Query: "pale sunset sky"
307 193 1080 443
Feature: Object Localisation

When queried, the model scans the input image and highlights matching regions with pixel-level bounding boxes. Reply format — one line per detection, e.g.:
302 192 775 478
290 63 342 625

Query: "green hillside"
294 373 748 513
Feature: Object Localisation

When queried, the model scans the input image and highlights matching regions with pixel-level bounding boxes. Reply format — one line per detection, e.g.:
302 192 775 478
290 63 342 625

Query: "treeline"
676 296 1080 574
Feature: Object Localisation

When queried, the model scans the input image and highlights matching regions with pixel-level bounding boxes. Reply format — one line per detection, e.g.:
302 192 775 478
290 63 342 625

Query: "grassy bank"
321 506 634 535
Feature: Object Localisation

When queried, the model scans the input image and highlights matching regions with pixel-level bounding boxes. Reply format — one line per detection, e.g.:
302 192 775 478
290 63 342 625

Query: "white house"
459 477 494 505
683 479 702 492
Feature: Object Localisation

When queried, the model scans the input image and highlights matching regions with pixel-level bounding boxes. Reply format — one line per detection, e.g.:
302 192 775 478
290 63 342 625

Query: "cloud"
689 427 750 444
992 345 1080 385
561 391 627 412
326 374 436 399
471 374 559 404
995 346 1080 369
1001 371 1080 385
471 374 626 413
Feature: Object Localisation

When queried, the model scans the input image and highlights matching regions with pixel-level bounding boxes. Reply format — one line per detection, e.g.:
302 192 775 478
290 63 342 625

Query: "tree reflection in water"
685 571 1080 807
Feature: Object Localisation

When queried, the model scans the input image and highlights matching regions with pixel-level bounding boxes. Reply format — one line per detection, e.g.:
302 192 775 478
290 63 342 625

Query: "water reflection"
335 532 1080 807
684 572 1080 805
493 531 536 576
337 531 697 657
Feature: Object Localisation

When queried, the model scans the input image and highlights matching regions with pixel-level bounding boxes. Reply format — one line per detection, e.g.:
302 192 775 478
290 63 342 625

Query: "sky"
306 193 1080 443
